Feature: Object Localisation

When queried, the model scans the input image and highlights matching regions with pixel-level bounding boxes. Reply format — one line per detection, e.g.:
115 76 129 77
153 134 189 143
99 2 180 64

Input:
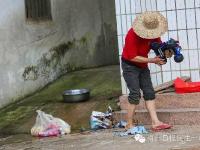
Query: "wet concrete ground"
1 125 200 150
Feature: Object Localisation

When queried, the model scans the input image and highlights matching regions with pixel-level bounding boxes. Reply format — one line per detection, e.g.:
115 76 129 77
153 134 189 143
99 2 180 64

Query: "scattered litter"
90 106 148 145
31 110 71 137
113 125 148 137
134 134 146 143
90 106 113 130
114 120 127 128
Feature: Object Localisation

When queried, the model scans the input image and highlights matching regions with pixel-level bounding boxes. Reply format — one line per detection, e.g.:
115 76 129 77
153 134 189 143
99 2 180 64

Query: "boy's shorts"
121 58 155 105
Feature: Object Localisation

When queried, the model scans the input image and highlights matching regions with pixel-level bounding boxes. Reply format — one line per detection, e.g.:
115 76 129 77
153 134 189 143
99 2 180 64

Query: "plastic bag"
113 126 148 137
134 134 146 143
31 110 71 137
53 118 71 134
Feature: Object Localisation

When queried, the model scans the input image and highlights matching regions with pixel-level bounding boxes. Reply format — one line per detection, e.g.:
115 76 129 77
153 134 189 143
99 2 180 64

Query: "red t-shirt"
122 28 161 68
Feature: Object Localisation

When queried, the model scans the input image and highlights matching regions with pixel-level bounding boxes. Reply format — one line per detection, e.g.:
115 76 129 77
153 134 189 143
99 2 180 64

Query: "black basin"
62 89 90 103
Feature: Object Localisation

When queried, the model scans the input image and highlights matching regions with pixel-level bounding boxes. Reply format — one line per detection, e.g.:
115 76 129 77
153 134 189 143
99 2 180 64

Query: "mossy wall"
0 0 118 108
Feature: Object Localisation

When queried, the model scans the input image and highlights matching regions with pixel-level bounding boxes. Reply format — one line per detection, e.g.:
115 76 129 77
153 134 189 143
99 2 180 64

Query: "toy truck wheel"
174 54 184 63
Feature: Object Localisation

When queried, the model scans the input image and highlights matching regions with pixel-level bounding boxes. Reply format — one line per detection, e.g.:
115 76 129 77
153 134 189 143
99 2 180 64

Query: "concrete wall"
0 0 118 108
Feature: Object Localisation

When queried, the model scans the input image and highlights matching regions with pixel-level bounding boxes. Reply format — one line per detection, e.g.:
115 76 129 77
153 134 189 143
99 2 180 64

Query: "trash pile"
31 106 149 142
90 106 148 143
31 110 71 137
90 106 113 130
90 106 132 130
113 126 148 143
114 125 148 137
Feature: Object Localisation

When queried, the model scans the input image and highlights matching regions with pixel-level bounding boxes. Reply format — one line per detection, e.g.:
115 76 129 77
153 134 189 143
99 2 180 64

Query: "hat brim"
133 11 168 39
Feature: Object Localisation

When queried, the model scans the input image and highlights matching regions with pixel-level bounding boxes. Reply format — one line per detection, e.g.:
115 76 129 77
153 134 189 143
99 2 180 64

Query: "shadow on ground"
0 65 121 136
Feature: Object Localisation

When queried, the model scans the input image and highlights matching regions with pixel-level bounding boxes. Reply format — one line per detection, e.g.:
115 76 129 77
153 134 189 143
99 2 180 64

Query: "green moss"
23 34 92 81
50 41 75 58
64 63 84 72
39 40 78 74
22 65 38 81
0 106 36 129
79 36 87 45
41 54 51 67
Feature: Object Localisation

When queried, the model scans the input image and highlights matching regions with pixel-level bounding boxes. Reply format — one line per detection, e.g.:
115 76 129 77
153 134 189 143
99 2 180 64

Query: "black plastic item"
62 89 90 103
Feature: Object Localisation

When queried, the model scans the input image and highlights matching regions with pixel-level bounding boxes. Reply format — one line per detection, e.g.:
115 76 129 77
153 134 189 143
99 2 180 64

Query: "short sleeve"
124 30 139 59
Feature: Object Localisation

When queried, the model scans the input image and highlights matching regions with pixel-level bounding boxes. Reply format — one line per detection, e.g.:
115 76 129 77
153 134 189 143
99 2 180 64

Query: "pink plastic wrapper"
38 127 60 137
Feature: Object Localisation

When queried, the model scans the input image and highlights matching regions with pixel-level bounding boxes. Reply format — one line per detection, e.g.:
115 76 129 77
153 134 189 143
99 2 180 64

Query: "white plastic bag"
31 110 71 137
31 110 48 136
53 118 71 134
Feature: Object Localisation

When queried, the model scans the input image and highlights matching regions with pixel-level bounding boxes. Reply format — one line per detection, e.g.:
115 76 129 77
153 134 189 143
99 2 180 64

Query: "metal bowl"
62 89 90 103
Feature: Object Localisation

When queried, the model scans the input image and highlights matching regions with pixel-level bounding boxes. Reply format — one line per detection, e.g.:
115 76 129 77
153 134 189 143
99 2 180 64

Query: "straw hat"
133 11 168 39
